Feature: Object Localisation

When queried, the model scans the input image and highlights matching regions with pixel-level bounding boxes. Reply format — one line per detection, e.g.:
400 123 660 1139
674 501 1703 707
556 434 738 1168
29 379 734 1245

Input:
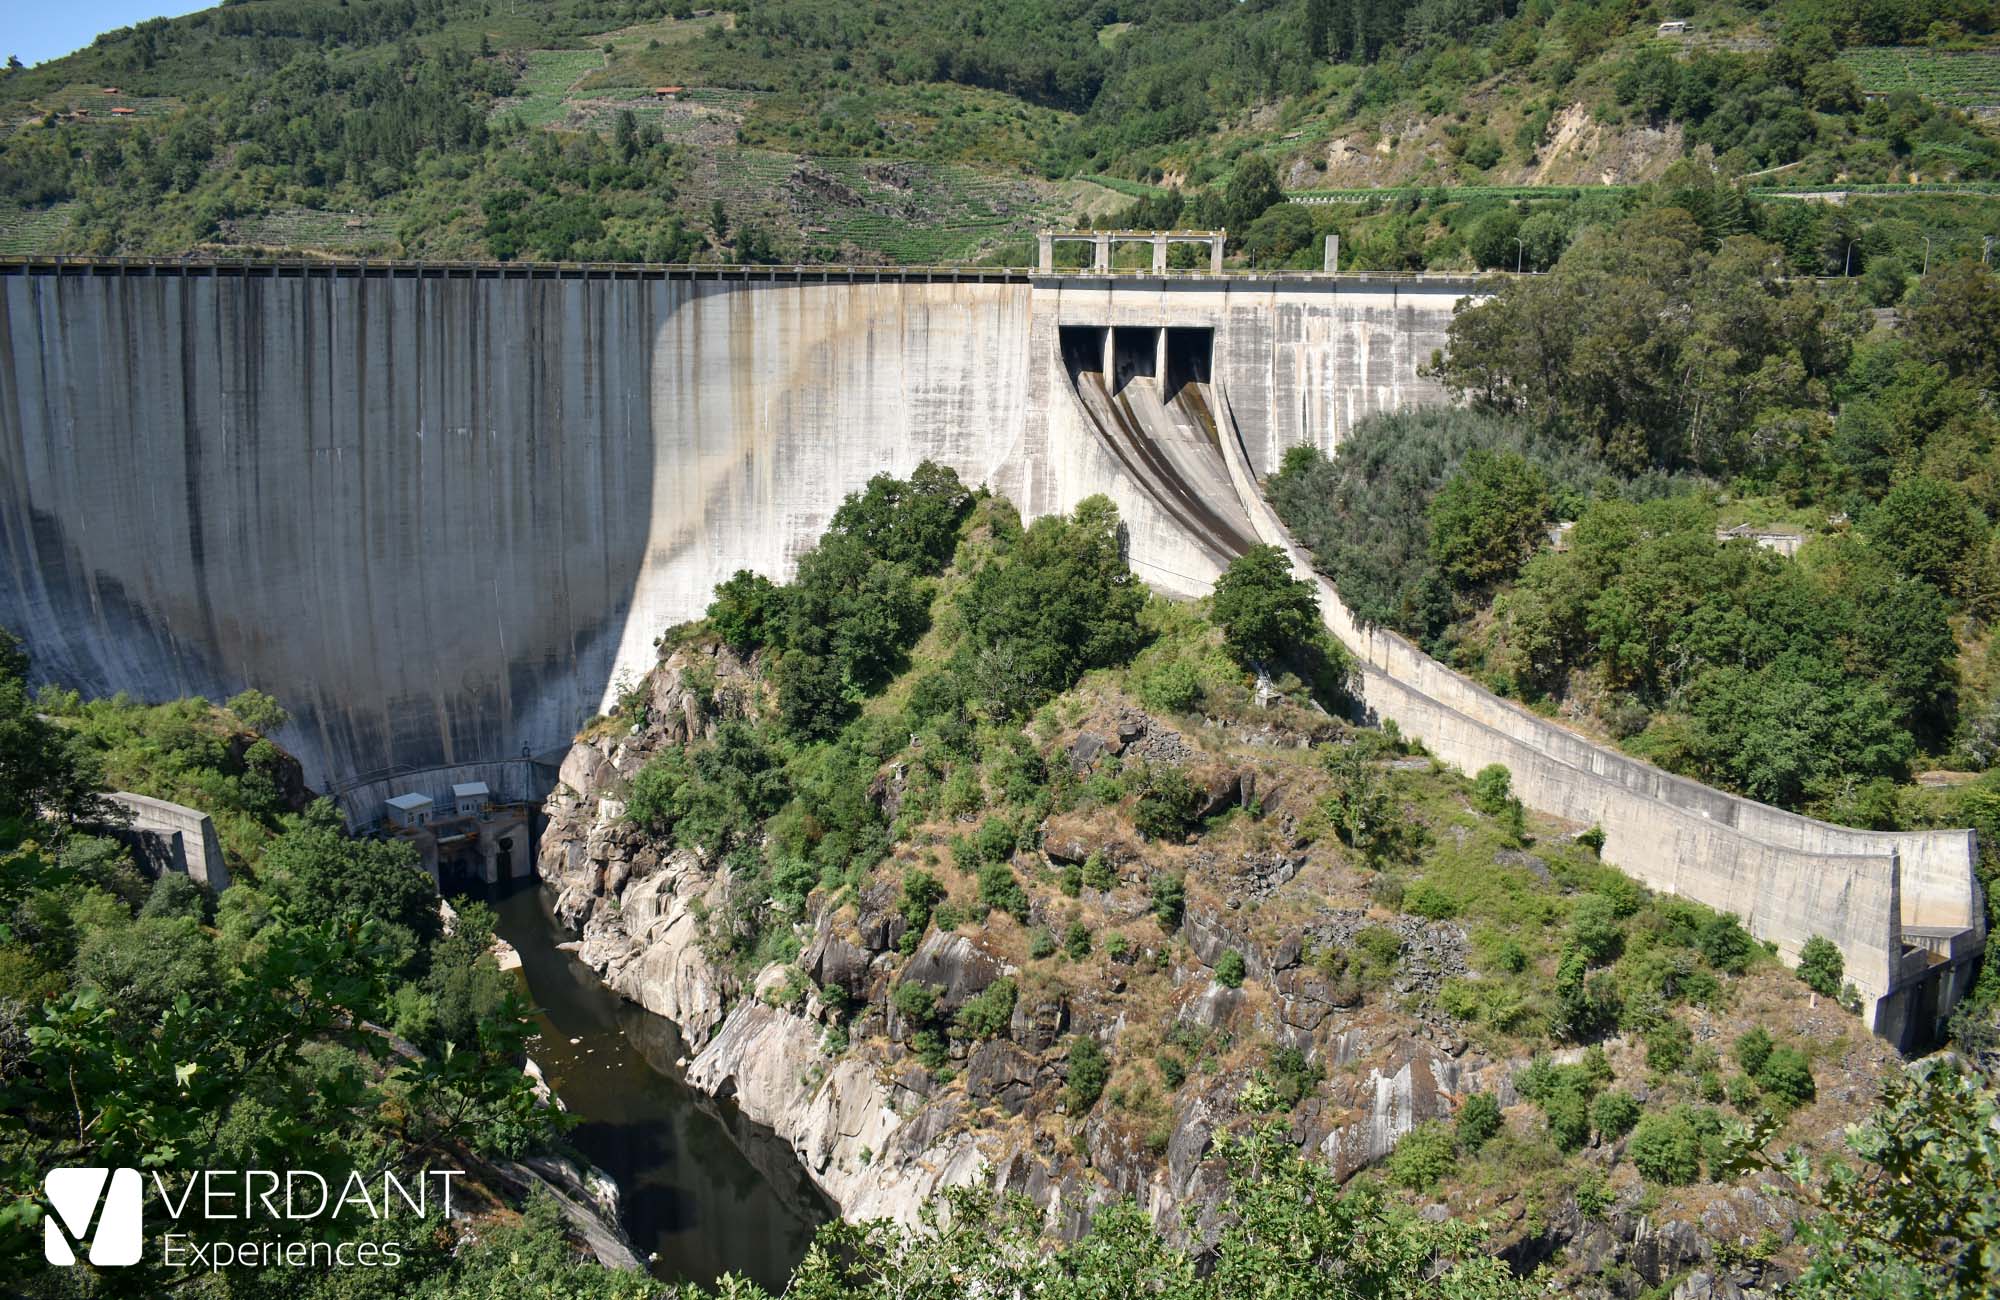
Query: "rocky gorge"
532 630 1907 1299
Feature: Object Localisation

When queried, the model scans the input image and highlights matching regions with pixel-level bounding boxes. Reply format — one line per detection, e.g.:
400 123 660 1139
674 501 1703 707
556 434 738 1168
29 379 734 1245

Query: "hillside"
523 462 1988 1298
2 0 1998 264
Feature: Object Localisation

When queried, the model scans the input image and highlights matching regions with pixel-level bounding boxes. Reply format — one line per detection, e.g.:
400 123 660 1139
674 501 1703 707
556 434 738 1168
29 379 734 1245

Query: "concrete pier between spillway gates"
0 254 1981 1049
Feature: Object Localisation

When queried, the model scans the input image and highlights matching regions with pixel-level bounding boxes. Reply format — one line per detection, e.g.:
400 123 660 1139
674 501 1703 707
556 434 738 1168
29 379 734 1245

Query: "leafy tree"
1065 1035 1109 1112
1386 1120 1457 1190
1223 152 1283 232
1869 476 1989 599
1456 1092 1502 1151
1628 1109 1702 1184
1696 912 1754 974
1134 763 1202 841
1588 1090 1640 1139
958 497 1147 716
1797 935 1844 997
1754 1046 1816 1110
225 688 289 734
977 861 1030 922
1725 1060 1998 1300
1214 949 1246 988
1428 450 1552 592
1211 545 1321 665
953 977 1016 1039
1734 1025 1774 1076
708 569 789 652
1905 260 2000 390
263 801 442 957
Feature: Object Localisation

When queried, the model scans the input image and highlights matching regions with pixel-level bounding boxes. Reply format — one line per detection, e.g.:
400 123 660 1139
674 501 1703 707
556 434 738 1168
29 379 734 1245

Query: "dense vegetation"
1270 212 2000 1045
1 0 1997 261
0 630 555 1296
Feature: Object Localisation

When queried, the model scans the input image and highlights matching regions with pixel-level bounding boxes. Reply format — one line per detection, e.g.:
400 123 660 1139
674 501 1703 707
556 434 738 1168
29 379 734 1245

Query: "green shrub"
1214 950 1247 988
1029 926 1057 960
1589 1090 1641 1140
1387 1121 1459 1191
1137 657 1204 713
1697 912 1755 974
1404 881 1458 920
954 977 1017 1039
1754 1047 1816 1110
1471 764 1515 816
1544 1088 1591 1152
1628 1110 1702 1185
1645 1017 1692 1072
1135 764 1203 841
1568 894 1625 963
1734 1026 1773 1076
1066 1036 1110 1112
1457 1092 1503 1151
1355 926 1402 968
892 980 938 1026
1151 873 1186 930
1157 1051 1188 1088
977 861 1030 922
1082 851 1116 891
1064 921 1094 959
1798 935 1844 997
1105 932 1134 961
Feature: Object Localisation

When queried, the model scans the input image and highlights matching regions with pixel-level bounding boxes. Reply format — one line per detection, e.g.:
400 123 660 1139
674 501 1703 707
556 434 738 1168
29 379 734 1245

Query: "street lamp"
1514 236 1525 274
1844 240 1857 277
1922 236 1931 277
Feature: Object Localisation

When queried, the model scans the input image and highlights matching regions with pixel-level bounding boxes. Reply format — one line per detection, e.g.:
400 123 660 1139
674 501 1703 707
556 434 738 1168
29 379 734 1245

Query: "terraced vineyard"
0 205 76 253
1840 47 2000 109
488 49 607 127
220 209 395 254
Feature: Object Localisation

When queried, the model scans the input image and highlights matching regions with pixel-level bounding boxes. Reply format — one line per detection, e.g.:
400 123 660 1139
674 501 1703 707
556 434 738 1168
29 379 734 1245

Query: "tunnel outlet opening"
1111 326 1160 394
1059 325 1110 380
1164 327 1214 400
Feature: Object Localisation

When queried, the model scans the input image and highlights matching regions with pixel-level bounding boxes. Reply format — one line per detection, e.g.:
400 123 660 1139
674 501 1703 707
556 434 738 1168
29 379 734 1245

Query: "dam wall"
0 260 1461 792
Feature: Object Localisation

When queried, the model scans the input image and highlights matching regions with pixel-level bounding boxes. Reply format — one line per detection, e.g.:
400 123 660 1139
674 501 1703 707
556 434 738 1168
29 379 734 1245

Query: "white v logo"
44 1167 144 1266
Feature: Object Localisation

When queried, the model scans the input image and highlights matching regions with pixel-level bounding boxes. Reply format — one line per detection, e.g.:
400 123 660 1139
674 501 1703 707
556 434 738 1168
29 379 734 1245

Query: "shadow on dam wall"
0 262 1466 794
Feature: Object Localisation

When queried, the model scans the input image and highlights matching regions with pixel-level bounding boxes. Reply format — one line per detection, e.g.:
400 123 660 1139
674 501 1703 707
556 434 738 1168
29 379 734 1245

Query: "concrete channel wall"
1216 387 1983 1046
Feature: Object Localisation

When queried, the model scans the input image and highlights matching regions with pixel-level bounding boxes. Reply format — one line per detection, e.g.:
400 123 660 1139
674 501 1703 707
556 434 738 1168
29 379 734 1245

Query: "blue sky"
9 1 213 68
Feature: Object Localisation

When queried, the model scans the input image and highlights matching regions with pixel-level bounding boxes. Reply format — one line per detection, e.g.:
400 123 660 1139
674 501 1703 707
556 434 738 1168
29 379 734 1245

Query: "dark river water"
487 884 835 1292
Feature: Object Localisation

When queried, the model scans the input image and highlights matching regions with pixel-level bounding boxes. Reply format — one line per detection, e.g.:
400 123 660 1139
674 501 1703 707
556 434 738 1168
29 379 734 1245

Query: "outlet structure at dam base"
0 255 1982 1049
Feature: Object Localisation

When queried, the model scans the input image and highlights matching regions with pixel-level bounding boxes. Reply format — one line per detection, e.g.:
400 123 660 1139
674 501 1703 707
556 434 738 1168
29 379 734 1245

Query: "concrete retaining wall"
107 792 230 891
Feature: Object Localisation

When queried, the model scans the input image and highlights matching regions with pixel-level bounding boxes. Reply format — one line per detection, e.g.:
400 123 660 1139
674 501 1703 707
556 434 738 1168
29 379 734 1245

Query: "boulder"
1009 991 1069 1051
901 932 1004 1014
965 1039 1039 1114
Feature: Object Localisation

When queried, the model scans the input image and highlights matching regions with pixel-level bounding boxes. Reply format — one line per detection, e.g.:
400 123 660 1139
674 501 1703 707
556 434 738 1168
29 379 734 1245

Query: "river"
488 884 835 1292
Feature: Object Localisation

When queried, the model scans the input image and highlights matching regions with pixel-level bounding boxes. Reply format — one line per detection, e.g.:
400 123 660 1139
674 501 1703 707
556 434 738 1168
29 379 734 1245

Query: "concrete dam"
0 256 1982 1047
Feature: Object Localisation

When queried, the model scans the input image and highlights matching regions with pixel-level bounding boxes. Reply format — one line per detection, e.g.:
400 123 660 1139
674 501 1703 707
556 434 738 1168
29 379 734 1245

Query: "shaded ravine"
489 885 835 1292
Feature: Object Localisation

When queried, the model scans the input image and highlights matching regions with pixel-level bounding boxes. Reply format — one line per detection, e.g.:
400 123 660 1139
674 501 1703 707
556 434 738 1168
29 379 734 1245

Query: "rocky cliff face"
536 641 1893 1294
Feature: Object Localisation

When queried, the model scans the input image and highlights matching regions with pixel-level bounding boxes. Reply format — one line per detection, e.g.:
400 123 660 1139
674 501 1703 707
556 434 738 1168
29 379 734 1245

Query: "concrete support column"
1324 235 1339 275
1152 235 1167 273
1156 325 1168 382
1093 234 1111 273
1037 233 1053 273
1210 233 1225 274
1103 327 1114 386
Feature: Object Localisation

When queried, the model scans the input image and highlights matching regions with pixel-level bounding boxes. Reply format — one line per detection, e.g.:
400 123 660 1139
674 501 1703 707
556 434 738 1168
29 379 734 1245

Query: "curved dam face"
0 262 1465 794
